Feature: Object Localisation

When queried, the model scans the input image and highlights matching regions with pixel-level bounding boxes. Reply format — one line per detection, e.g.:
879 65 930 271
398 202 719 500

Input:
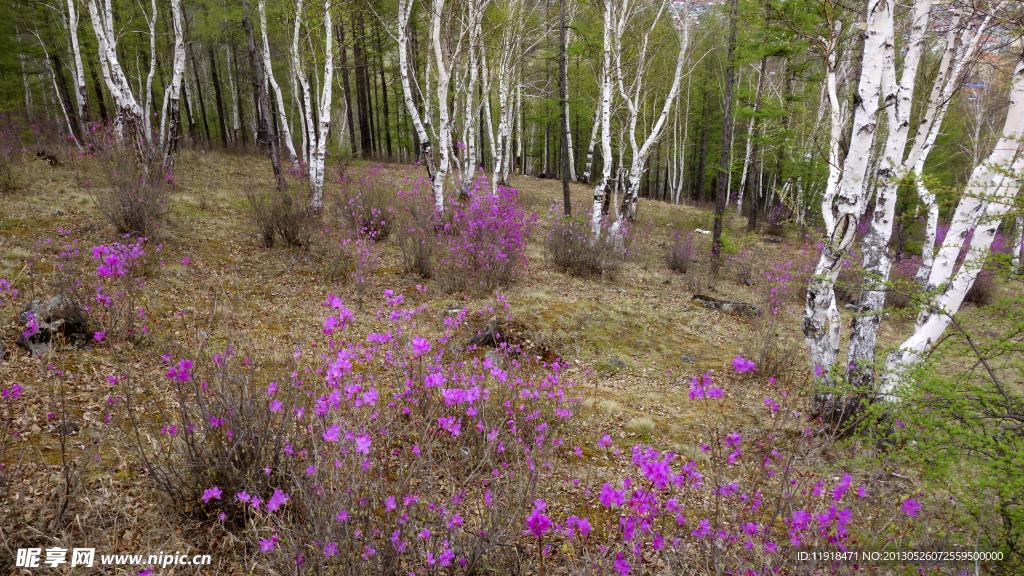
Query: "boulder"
16 296 89 354
692 294 761 317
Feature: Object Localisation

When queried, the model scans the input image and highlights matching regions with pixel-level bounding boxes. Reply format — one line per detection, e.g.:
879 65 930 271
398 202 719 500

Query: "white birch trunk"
582 106 601 184
616 0 690 225
260 0 298 163
912 6 1000 284
226 46 240 141
883 54 1024 393
87 0 147 152
736 118 754 212
309 0 333 211
67 0 88 126
143 0 156 140
845 0 931 392
591 0 615 229
804 0 889 411
162 0 187 165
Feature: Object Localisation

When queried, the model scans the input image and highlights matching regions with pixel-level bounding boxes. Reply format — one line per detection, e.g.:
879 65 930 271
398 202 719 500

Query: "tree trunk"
374 24 392 159
397 0 435 176
353 14 372 158
337 19 357 155
209 46 228 148
711 0 738 273
258 0 298 163
805 0 890 415
189 48 211 145
243 13 284 189
163 0 186 165
67 0 90 129
309 0 333 211
559 0 571 214
846 0 932 399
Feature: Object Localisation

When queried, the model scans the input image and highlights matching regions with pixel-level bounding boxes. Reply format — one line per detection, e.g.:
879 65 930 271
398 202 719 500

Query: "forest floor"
0 149 1011 574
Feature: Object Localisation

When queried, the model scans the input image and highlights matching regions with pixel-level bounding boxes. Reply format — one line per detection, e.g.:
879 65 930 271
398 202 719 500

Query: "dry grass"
1 150 1014 571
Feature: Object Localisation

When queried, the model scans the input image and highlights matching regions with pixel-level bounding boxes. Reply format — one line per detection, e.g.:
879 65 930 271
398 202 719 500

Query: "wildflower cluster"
122 289 578 574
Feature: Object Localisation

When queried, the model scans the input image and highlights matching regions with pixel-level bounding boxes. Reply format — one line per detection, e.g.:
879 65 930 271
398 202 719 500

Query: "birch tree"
86 0 148 155
397 0 436 179
309 0 333 211
883 51 1024 394
161 0 186 165
260 0 299 164
67 0 89 129
610 0 690 227
844 0 932 394
803 0 888 415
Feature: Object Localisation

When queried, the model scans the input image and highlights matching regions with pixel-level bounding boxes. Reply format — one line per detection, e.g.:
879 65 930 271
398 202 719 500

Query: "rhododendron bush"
108 287 975 574
118 291 575 573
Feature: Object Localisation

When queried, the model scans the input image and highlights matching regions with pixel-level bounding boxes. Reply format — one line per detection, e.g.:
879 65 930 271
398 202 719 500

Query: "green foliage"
883 287 1024 569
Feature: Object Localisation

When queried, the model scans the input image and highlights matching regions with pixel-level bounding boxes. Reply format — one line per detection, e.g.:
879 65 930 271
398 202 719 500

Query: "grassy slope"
0 149 1011 570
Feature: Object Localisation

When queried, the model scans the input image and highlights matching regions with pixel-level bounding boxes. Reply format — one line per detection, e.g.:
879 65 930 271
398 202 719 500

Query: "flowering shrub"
394 176 437 278
87 237 152 341
390 171 536 293
120 291 577 573
545 202 628 278
666 232 696 274
331 165 393 242
434 178 537 294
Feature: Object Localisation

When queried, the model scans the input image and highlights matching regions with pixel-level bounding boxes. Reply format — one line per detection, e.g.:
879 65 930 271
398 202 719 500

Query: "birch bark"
804 0 888 414
260 0 299 163
87 0 148 154
162 0 186 165
310 0 333 211
882 53 1024 394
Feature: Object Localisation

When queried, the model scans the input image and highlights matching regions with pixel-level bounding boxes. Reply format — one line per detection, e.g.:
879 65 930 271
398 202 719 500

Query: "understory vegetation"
0 120 1021 573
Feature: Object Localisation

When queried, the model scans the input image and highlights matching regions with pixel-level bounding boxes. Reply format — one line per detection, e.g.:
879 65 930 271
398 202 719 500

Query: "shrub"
434 180 537 294
666 232 696 274
764 203 790 237
0 159 17 194
245 188 314 248
394 177 437 278
91 153 172 239
120 292 577 574
334 166 394 242
546 205 626 279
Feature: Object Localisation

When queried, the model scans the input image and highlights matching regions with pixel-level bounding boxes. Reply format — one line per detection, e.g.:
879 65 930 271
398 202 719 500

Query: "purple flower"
724 431 742 447
269 400 283 413
832 473 853 501
411 336 431 357
525 500 552 537
202 486 222 503
599 483 625 508
323 542 338 558
691 519 710 537
354 434 372 454
323 424 342 442
598 434 613 448
732 355 757 373
94 331 105 342
901 498 920 517
790 509 811 530
613 552 631 575
266 489 290 512
260 538 276 552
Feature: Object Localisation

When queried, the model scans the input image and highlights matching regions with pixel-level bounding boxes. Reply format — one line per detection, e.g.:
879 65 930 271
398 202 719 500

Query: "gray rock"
679 354 696 364
692 294 761 317
744 278 756 286
16 296 88 354
55 422 81 436
763 237 784 244
606 358 627 370
843 304 856 310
